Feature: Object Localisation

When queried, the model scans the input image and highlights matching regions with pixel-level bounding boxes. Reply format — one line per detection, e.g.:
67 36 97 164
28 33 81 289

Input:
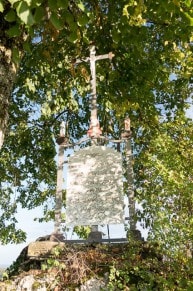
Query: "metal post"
90 45 97 124
125 136 136 232
53 122 66 241
123 118 142 240
89 46 99 233
54 145 64 234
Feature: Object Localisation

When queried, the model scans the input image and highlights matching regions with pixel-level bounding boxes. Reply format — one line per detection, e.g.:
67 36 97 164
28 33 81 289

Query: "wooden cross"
76 45 114 138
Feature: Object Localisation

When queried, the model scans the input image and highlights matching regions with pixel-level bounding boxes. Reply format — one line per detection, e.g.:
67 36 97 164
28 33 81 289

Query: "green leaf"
6 24 21 37
69 21 78 31
0 0 4 12
16 1 35 26
23 41 31 52
67 31 78 43
111 28 121 43
48 0 57 10
31 0 43 7
123 4 129 17
4 9 16 22
12 47 20 65
57 0 68 9
63 10 74 24
34 6 44 22
8 0 20 6
24 0 33 5
77 1 85 12
184 11 193 25
83 35 89 44
50 12 63 30
77 14 88 26
185 0 192 8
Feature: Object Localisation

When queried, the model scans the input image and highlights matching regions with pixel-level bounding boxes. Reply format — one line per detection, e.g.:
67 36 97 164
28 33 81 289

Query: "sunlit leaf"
0 0 4 12
8 0 20 6
77 14 88 26
77 1 85 12
50 12 63 30
67 32 78 43
16 1 35 26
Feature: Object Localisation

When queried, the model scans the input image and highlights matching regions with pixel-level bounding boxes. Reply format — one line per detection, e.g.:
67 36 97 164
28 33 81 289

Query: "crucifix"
76 45 114 139
75 45 114 235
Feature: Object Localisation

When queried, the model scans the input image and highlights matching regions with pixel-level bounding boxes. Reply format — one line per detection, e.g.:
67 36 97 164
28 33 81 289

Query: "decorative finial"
60 121 66 137
56 121 68 145
124 117 130 131
121 117 131 139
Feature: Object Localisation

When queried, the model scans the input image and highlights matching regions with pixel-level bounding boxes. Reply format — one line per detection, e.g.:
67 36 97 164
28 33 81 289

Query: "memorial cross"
75 46 114 235
76 45 114 139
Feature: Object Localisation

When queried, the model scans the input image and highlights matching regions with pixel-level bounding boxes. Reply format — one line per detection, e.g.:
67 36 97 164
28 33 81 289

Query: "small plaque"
66 145 124 226
28 242 65 257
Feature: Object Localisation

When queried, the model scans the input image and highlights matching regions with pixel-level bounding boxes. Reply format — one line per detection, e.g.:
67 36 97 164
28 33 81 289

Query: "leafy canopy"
0 0 193 262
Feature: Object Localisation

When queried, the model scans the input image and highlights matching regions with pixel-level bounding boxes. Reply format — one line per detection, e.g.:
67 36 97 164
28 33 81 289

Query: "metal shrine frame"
53 46 139 243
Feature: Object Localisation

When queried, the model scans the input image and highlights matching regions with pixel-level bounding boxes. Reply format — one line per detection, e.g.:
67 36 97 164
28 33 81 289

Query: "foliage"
5 242 193 290
72 226 91 239
135 115 193 259
0 0 193 269
107 244 193 291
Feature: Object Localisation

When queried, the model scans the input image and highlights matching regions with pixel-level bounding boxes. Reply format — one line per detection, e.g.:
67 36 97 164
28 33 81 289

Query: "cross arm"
75 57 90 64
95 52 114 61
75 52 114 64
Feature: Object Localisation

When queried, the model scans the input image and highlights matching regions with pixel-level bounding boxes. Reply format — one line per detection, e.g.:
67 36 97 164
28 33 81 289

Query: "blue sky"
0 207 53 266
0 206 127 266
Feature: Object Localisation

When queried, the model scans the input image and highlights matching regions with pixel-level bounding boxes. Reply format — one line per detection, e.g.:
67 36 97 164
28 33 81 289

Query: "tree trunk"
0 45 17 149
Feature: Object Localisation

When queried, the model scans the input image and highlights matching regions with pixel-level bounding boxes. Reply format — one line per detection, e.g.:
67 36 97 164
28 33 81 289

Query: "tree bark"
0 45 17 149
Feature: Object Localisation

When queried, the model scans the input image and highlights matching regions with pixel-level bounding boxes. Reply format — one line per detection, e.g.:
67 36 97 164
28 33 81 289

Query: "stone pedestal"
27 241 65 257
49 232 65 242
